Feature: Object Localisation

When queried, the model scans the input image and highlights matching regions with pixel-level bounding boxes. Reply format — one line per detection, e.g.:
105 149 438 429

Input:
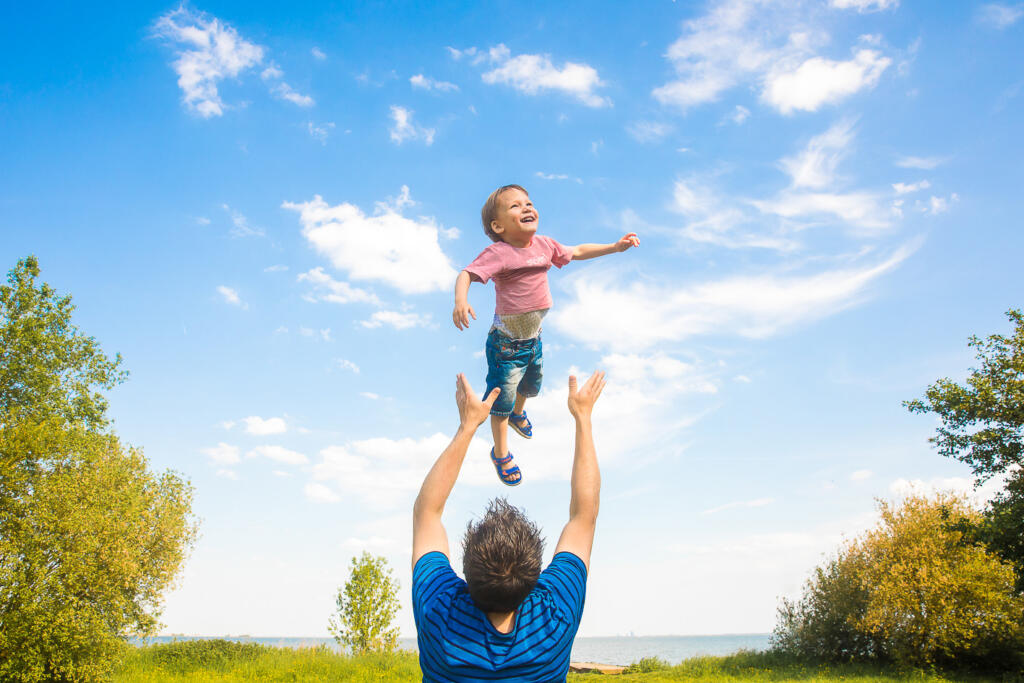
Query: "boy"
452 184 638 485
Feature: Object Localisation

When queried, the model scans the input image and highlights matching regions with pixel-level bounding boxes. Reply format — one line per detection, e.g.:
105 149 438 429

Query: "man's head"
462 497 544 613
480 185 539 244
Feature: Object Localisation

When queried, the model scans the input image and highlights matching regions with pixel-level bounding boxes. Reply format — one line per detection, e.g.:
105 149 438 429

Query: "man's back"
413 551 587 682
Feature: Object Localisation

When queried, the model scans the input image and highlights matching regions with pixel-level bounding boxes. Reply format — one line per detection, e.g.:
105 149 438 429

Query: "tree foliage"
773 494 1024 669
328 552 400 655
0 257 197 682
906 309 1024 589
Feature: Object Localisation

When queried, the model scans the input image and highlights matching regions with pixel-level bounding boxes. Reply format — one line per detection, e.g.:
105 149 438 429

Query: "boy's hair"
462 497 545 613
481 184 529 243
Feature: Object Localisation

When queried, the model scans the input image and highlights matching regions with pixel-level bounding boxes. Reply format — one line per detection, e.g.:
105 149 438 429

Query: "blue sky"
2 0 1023 637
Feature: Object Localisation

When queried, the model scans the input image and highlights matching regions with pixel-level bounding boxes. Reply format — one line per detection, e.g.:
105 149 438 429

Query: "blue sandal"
490 447 522 486
509 411 533 439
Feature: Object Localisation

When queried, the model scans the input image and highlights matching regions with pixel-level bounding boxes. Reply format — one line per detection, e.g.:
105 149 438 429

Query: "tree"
773 494 1024 669
0 257 197 682
906 309 1024 589
329 552 400 655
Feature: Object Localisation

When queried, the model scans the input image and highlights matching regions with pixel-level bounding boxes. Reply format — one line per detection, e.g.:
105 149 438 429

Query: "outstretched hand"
455 373 499 428
453 302 477 330
615 232 640 252
567 371 606 420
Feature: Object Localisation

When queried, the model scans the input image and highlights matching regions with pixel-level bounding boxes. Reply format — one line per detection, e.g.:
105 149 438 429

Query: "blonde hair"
480 184 528 243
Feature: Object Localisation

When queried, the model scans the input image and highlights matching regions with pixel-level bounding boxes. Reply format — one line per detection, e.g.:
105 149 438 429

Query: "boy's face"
491 188 539 246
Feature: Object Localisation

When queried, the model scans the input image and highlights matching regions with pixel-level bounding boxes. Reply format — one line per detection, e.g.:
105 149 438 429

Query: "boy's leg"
512 393 528 415
484 331 525 482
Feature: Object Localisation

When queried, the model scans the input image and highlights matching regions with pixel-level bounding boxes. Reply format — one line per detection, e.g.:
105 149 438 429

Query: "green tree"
906 309 1024 589
773 494 1024 669
0 257 197 682
329 552 400 655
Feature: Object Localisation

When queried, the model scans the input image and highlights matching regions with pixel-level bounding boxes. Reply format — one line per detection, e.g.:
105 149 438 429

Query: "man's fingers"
568 375 578 394
483 387 501 408
469 307 477 320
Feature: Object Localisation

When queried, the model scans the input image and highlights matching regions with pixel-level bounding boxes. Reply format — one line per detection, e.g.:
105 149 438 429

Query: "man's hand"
567 371 606 420
614 232 640 252
456 373 499 428
453 301 476 330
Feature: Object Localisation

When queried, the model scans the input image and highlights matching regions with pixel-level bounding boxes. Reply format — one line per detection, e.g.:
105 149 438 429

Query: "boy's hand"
614 232 640 252
567 371 606 421
453 301 476 330
455 373 499 428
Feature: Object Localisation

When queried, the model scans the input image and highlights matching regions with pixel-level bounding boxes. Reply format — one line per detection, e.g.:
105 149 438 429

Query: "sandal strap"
491 450 514 465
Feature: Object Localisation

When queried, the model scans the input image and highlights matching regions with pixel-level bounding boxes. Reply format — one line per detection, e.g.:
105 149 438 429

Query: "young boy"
452 184 638 485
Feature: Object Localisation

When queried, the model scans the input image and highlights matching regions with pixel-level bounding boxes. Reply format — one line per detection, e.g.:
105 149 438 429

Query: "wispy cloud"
701 497 775 516
222 204 264 238
410 74 459 92
283 188 458 294
830 0 899 13
242 416 287 435
779 120 855 189
478 44 610 107
305 482 341 503
976 3 1024 29
360 310 433 330
892 180 930 195
311 47 327 60
552 244 916 350
247 445 308 465
388 106 436 145
201 442 241 465
336 358 360 373
763 49 890 115
307 121 335 144
894 155 947 170
154 7 263 117
217 285 247 309
297 267 382 306
627 120 674 143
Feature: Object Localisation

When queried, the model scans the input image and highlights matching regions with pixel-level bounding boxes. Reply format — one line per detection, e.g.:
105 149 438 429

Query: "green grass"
113 641 1021 682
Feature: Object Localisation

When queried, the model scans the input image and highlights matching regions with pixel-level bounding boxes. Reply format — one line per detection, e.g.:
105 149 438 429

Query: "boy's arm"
453 270 476 330
412 374 499 569
553 372 606 571
571 233 640 261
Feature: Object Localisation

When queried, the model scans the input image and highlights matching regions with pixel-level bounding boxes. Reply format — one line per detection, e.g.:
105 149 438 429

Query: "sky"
2 0 1023 638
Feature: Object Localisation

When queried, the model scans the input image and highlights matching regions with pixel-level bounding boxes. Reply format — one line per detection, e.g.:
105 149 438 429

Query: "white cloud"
388 106 436 145
728 105 750 124
360 310 433 330
270 81 314 107
535 171 581 184
918 193 959 215
894 155 947 170
264 264 288 272
297 267 382 306
627 121 673 143
283 190 458 295
779 119 855 189
753 190 890 230
888 474 1008 508
977 3 1024 29
480 44 610 107
360 392 381 400
307 121 335 144
311 47 327 60
551 245 915 350
701 497 775 516
217 285 247 309
202 442 241 465
763 49 891 114
196 216 211 225
669 181 799 251
242 416 287 435
336 358 360 373
222 204 264 238
305 482 341 503
831 0 899 12
153 7 264 117
410 74 459 92
734 374 752 383
446 46 479 61
892 180 930 194
850 469 873 481
215 468 239 480
247 445 308 465
220 420 236 430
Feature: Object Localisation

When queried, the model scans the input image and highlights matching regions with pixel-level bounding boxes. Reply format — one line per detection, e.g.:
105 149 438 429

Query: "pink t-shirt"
464 235 574 315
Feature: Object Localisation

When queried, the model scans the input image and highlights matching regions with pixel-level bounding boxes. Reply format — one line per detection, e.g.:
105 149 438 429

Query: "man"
411 371 606 682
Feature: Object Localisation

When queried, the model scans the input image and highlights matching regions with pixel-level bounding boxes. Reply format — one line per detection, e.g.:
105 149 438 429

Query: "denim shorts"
484 328 543 417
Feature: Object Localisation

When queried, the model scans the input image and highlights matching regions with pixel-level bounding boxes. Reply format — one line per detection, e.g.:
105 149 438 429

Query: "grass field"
111 640 1019 682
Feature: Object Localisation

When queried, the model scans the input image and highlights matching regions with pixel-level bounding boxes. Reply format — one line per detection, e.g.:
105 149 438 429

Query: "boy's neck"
502 235 533 249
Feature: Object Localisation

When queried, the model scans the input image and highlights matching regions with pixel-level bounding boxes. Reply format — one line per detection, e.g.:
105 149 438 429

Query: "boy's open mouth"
521 216 536 223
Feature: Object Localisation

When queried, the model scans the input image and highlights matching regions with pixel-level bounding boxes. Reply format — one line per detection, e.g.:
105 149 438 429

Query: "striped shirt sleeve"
537 551 588 625
412 551 461 625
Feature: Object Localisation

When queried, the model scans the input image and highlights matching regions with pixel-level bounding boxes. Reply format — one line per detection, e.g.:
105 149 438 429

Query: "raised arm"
452 270 476 330
571 233 639 261
553 371 606 570
412 374 499 568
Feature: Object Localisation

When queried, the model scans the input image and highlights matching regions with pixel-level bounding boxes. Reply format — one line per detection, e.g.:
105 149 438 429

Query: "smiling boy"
452 184 638 485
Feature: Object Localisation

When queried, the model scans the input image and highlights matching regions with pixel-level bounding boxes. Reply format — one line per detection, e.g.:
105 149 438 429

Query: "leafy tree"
906 309 1024 589
0 257 197 682
329 552 400 655
0 256 126 430
773 494 1024 669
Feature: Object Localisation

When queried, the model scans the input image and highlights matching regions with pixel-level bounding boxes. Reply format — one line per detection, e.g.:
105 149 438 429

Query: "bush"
623 656 670 673
328 552 400 655
143 639 267 673
773 493 1024 669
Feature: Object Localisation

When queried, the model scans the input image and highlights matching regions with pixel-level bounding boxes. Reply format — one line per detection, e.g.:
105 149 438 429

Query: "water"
137 634 771 666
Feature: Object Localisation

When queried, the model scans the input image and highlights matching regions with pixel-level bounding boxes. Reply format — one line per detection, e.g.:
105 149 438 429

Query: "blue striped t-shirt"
412 551 587 682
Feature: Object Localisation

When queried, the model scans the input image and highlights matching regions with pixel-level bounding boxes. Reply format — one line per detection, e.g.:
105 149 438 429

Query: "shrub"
328 552 400 655
623 656 670 673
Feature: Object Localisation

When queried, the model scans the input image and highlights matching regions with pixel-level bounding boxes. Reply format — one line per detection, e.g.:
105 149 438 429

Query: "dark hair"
462 498 544 613
480 184 529 243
